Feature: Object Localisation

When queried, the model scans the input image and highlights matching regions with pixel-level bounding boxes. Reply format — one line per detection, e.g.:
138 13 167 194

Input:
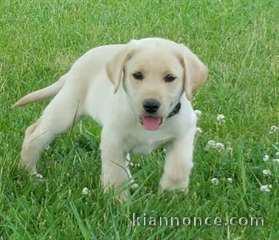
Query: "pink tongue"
142 116 161 131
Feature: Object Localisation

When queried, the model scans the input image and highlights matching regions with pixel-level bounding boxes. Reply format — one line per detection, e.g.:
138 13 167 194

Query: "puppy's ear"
106 43 135 93
178 44 208 100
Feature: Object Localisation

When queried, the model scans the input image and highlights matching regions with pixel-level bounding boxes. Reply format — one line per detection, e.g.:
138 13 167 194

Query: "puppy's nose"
143 99 161 114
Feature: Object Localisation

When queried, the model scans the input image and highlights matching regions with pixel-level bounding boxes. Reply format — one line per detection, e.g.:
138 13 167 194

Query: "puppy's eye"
132 72 144 80
164 74 176 82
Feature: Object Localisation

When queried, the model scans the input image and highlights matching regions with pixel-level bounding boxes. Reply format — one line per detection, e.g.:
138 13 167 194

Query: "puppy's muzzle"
140 98 162 131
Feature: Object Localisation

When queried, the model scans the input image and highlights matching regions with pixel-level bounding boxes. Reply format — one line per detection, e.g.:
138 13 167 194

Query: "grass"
0 0 278 239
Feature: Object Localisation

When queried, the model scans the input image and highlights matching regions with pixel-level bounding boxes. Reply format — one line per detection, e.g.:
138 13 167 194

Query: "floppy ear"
106 44 135 93
179 44 208 100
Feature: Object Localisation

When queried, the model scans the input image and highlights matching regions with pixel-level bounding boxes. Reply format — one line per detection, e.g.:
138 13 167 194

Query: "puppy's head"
106 38 208 131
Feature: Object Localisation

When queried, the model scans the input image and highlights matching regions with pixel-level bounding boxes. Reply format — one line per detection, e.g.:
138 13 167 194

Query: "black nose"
143 99 161 114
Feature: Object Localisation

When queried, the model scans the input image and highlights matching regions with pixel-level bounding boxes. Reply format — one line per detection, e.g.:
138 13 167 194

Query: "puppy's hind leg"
19 85 82 175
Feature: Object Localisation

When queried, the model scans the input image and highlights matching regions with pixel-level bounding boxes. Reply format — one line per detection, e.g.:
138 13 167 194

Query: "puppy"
14 38 208 198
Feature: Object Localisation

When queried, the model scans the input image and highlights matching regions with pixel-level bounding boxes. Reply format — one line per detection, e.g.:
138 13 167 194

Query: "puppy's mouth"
140 115 163 131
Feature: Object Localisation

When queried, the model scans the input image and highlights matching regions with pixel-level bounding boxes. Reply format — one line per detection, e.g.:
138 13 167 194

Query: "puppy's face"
106 38 208 131
124 49 184 131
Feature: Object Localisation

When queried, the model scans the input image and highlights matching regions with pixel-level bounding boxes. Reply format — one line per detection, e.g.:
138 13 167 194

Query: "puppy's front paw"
101 174 130 202
103 184 130 203
159 174 189 193
115 190 129 203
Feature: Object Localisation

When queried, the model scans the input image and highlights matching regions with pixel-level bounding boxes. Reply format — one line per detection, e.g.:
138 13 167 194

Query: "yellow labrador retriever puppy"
15 38 208 197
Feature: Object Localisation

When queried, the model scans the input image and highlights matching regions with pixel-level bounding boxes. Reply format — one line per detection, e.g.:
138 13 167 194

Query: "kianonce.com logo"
131 213 264 227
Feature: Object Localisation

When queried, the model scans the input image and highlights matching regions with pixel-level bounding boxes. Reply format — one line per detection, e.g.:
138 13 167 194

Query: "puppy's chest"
125 130 173 154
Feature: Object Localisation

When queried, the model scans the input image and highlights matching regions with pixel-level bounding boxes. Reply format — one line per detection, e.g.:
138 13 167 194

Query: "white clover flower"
131 182 139 190
217 114 225 124
269 125 279 134
82 187 90 195
215 142 225 152
263 154 269 161
227 177 233 183
196 127 202 134
262 169 272 176
272 158 279 163
260 185 271 192
205 140 225 152
211 178 219 185
195 109 202 118
205 140 216 150
35 173 43 179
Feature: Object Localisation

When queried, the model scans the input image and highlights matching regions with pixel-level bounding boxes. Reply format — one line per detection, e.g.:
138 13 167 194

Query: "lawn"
0 0 278 239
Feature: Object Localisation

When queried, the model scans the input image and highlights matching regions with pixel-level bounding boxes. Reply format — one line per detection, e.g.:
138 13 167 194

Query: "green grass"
0 0 278 239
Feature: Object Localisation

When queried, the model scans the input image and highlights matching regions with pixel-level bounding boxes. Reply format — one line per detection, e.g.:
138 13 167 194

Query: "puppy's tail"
13 75 66 107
